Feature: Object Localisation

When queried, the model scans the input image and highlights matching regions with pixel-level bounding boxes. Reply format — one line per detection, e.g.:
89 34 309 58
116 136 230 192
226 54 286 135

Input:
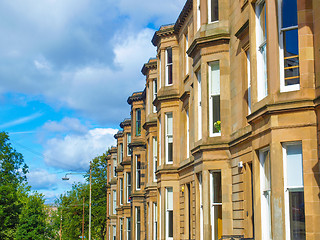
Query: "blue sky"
0 0 185 203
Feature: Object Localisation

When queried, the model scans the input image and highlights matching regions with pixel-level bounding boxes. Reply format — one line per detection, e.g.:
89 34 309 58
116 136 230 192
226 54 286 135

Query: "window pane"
284 29 300 86
286 144 303 187
168 210 173 237
212 95 220 133
212 172 222 203
282 0 298 28
167 188 173 209
289 191 305 240
213 205 222 240
259 2 267 43
167 48 172 64
167 113 173 135
211 0 219 22
168 65 173 84
210 62 220 96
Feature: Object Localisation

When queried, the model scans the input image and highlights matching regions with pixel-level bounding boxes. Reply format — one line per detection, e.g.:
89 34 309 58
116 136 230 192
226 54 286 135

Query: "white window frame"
247 50 251 114
199 174 203 240
259 147 272 240
159 118 162 166
210 171 222 240
165 113 173 164
120 178 123 205
153 137 158 182
159 55 162 90
256 0 268 101
159 190 162 240
153 79 157 113
119 143 123 163
127 133 131 156
113 190 117 215
208 0 219 23
166 187 173 240
120 218 123 240
278 0 300 93
186 109 190 158
127 172 131 203
113 225 116 240
185 33 189 75
165 48 173 86
136 207 141 240
197 0 201 30
208 61 221 137
126 217 131 240
113 157 117 177
282 142 304 240
197 70 202 140
109 193 111 216
136 155 141 190
153 202 158 240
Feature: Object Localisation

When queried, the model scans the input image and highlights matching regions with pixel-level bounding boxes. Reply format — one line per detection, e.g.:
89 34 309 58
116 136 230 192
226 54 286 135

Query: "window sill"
280 84 300 93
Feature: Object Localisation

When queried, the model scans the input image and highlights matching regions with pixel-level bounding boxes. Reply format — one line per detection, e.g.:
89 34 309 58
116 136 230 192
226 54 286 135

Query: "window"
166 48 173 85
136 155 141 190
113 158 117 177
119 143 123 163
197 0 201 30
109 193 111 215
153 137 158 182
186 109 190 158
247 50 251 114
279 0 300 92
166 187 173 239
159 55 162 89
127 133 131 156
259 148 272 240
113 225 116 240
159 118 161 166
120 178 123 205
136 207 141 240
126 218 131 240
197 71 202 140
199 174 204 240
256 0 268 101
283 142 305 240
159 190 162 240
153 202 158 240
153 79 157 113
136 109 141 136
127 172 131 202
120 218 123 240
209 61 221 136
185 34 189 75
113 190 117 214
165 113 173 163
210 171 222 240
208 0 219 23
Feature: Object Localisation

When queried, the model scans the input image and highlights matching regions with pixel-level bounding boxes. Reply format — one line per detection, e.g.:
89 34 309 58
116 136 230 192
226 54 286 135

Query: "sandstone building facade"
106 0 320 239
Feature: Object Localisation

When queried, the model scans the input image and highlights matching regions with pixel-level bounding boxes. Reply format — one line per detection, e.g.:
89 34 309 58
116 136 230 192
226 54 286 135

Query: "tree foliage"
0 132 28 239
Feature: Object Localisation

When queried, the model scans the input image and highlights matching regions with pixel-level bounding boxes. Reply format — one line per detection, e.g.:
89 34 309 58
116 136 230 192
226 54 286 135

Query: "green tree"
16 192 54 240
0 132 28 239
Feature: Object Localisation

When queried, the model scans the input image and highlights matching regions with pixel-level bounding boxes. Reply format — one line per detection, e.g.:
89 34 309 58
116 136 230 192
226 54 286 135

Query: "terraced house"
106 0 320 239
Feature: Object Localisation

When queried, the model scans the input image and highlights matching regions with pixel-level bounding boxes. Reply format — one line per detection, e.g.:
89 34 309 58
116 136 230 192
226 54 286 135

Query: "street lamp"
62 162 92 240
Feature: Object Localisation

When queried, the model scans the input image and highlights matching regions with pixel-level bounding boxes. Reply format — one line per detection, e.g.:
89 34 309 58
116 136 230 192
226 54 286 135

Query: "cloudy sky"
0 0 185 203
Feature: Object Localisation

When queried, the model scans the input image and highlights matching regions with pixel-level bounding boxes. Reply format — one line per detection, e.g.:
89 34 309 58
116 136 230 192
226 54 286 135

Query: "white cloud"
42 117 88 135
44 128 118 170
27 169 57 190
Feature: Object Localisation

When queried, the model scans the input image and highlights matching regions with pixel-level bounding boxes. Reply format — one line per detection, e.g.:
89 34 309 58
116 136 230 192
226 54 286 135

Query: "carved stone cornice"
152 24 175 47
141 58 157 76
127 91 144 105
114 130 123 139
120 118 131 128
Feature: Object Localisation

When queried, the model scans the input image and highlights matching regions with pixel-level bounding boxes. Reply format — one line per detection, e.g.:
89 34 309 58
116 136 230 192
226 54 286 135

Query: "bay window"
210 171 222 240
259 148 272 240
127 133 131 156
165 48 173 85
119 143 123 163
283 142 305 240
127 172 131 202
166 187 173 239
113 190 117 214
120 218 123 240
208 0 219 23
165 113 173 164
127 217 131 240
209 61 221 136
136 207 141 240
279 0 300 92
153 202 158 240
256 0 268 101
136 109 141 136
120 178 123 205
153 137 158 182
136 155 141 190
197 70 202 140
153 79 157 113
